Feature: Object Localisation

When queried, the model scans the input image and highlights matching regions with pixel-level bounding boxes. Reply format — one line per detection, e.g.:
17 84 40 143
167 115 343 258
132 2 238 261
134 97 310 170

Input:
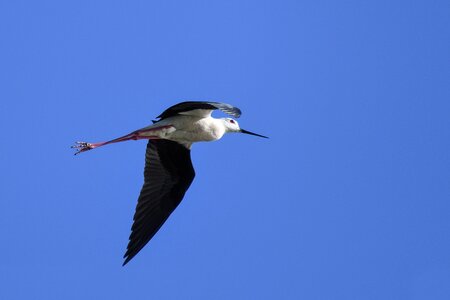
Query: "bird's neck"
206 117 227 140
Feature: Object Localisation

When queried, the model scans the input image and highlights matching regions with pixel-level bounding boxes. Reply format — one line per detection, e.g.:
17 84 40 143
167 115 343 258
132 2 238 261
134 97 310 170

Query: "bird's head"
222 118 268 138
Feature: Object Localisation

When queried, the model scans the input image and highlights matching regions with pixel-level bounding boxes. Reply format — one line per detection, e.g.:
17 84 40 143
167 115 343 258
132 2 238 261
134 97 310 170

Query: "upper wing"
157 101 242 120
123 140 195 265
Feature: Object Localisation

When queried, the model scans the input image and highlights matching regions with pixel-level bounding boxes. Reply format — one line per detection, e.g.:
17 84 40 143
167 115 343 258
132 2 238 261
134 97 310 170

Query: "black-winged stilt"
72 101 267 265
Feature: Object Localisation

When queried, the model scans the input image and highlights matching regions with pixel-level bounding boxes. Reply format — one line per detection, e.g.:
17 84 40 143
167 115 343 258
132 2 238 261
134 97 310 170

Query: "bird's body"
141 113 229 145
73 101 267 265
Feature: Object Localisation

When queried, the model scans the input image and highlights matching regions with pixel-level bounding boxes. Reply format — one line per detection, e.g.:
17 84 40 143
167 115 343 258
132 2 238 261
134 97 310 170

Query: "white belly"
163 116 225 143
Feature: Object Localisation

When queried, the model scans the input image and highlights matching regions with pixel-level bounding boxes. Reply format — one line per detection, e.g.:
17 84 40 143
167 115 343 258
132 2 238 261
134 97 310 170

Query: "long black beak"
240 129 269 139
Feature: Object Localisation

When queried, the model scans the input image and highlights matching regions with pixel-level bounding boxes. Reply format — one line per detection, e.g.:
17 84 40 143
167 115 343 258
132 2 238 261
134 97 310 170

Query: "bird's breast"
167 117 225 143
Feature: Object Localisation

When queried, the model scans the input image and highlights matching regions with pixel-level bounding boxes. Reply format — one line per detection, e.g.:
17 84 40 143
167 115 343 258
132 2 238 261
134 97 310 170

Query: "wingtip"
122 256 131 266
122 249 135 266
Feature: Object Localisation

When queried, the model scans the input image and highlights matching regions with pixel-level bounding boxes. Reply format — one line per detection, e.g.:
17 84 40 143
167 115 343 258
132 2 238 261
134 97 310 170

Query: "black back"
123 140 195 265
157 101 242 119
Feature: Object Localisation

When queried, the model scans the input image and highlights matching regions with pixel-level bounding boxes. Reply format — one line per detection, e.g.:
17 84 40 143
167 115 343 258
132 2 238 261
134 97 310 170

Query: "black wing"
123 140 195 265
157 101 242 119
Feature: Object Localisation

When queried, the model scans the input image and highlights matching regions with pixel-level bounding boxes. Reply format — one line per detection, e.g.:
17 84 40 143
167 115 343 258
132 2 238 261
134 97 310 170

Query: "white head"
222 118 241 133
221 118 268 138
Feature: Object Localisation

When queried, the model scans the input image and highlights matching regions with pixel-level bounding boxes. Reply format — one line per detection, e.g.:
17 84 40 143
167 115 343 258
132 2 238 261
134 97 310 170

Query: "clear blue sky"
1 1 449 299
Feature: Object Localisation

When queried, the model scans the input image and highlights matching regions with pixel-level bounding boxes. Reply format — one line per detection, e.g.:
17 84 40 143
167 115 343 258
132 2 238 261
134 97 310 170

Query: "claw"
72 141 94 155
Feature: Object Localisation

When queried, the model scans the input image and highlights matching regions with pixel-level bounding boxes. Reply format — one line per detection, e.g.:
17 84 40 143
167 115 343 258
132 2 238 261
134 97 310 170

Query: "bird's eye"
229 119 235 124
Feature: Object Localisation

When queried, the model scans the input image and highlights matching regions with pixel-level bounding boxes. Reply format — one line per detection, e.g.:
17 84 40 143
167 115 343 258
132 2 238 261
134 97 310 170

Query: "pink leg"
72 125 173 155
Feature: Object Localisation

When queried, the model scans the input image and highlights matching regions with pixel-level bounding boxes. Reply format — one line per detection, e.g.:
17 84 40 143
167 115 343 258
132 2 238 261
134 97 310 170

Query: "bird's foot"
71 141 95 155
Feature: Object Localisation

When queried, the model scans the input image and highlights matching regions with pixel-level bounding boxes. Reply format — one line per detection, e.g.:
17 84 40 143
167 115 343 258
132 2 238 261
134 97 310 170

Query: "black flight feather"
122 140 195 265
157 101 242 120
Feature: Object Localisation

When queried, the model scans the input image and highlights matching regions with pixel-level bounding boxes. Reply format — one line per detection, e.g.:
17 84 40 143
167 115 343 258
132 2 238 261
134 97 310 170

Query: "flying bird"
72 101 268 265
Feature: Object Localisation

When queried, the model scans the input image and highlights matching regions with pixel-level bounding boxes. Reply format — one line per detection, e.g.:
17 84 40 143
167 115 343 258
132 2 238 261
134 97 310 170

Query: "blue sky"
1 0 449 299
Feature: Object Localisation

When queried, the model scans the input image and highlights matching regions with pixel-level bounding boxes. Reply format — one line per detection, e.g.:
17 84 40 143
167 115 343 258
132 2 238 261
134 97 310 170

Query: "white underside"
140 115 227 149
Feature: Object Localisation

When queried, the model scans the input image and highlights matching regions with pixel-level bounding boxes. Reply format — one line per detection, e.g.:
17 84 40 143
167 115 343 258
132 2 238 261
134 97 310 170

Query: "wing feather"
122 140 195 265
157 101 242 119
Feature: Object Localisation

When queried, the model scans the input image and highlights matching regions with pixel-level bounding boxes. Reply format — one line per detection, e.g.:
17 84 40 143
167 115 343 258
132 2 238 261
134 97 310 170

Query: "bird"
72 101 268 265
